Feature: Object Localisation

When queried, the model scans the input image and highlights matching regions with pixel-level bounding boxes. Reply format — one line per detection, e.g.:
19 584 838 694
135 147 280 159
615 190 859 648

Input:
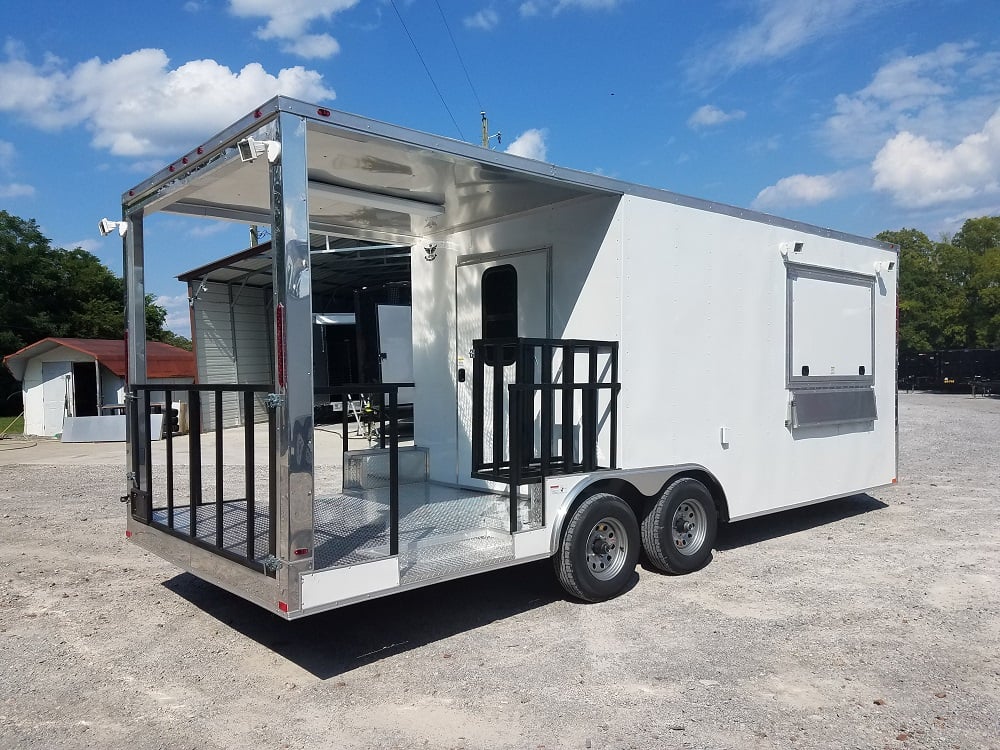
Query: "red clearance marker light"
317 108 331 117
197 146 204 154
125 530 132 538
278 601 289 612
182 157 188 164
169 165 175 172
294 548 309 556
254 109 262 119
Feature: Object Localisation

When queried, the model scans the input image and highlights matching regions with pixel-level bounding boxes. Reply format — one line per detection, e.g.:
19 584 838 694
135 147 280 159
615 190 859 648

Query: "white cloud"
464 9 500 31
0 139 34 198
0 48 335 157
286 34 341 59
520 0 621 17
823 42 996 160
155 294 193 335
228 0 358 59
63 238 102 253
0 182 34 199
0 140 15 171
752 172 853 210
505 128 548 161
189 221 232 238
872 107 1000 208
687 104 746 130
687 0 901 84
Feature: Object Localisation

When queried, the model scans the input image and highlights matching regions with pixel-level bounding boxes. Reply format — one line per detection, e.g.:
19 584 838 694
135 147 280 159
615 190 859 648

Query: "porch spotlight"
98 218 128 237
237 137 282 164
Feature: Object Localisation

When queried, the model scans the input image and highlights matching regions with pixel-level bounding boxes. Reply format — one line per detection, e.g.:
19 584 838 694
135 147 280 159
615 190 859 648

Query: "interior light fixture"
98 218 128 237
237 137 281 164
308 180 444 218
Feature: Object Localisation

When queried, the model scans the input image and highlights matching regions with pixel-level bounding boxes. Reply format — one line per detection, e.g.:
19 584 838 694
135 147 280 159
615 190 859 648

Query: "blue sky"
2 0 999 335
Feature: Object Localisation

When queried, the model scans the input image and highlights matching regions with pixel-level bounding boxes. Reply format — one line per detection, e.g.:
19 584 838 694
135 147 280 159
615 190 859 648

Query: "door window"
482 264 517 366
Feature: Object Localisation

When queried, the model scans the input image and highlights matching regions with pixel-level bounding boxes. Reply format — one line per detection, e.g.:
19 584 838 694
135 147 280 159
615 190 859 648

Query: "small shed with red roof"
2 338 195 437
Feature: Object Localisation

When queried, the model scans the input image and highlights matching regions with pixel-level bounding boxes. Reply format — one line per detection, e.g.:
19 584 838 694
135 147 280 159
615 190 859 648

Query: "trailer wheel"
641 477 718 574
555 493 640 602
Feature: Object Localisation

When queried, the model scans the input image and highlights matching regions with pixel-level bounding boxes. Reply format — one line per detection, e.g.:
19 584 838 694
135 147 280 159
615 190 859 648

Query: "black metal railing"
471 338 620 490
128 383 276 574
314 383 411 557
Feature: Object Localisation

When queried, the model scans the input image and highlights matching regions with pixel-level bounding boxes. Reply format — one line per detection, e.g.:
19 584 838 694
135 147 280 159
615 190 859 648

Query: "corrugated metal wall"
191 281 273 430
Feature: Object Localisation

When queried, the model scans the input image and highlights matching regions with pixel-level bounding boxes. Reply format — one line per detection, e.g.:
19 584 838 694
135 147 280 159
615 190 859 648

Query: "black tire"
554 493 640 602
641 477 718 574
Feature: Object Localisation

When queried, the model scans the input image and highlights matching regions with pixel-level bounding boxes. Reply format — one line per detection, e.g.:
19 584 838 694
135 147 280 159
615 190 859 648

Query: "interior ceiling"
157 120 609 240
177 237 411 296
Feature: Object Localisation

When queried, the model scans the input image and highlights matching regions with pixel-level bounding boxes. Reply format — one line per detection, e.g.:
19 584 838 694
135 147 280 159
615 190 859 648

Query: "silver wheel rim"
586 516 628 580
671 499 708 556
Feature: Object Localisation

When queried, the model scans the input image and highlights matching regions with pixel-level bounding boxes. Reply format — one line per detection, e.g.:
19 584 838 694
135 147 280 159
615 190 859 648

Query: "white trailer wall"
190 281 272 430
412 192 896 520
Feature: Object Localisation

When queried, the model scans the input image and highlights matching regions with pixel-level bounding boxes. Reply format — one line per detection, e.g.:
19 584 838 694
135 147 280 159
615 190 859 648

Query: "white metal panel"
618 195 897 519
191 281 272 430
376 304 415 404
790 270 873 379
41 361 71 436
300 557 400 609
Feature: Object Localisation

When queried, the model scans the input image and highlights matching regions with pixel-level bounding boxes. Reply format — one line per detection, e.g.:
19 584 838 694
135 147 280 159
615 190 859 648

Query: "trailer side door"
455 249 550 488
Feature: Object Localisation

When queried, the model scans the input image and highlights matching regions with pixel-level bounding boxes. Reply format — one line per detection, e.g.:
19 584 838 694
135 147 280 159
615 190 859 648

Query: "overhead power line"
388 0 465 141
433 0 484 113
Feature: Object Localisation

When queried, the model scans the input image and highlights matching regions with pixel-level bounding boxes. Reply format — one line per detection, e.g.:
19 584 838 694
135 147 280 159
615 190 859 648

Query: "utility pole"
480 111 501 149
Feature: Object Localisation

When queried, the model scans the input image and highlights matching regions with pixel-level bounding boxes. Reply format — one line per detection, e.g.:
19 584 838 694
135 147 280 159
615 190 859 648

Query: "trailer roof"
126 97 895 252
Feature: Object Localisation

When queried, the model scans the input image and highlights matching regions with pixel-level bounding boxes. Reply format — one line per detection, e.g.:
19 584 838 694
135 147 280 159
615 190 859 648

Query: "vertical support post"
561 344 575 472
123 208 149 522
340 392 349 455
188 390 202 537
270 111 314 613
540 344 552 477
583 345 598 472
244 389 255 560
508 385 521 532
388 389 399 556
471 343 484 475
491 347 504 474
610 343 619 470
267 405 278 567
215 390 224 547
143 389 153 510
165 388 174 528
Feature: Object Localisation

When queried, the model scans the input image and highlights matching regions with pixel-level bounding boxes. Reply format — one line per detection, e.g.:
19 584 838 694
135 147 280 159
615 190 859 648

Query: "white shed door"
41 361 72 436
455 250 549 487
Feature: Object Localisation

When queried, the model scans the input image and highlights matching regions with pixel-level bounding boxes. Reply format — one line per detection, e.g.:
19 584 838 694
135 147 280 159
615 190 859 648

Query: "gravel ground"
0 392 997 749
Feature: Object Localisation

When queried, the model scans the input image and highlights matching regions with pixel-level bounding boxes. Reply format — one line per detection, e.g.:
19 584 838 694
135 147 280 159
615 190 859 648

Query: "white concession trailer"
115 97 898 618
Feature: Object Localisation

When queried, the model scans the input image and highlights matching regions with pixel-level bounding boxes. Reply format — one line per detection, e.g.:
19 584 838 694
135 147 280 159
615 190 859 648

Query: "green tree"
877 228 969 352
955 217 1000 347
